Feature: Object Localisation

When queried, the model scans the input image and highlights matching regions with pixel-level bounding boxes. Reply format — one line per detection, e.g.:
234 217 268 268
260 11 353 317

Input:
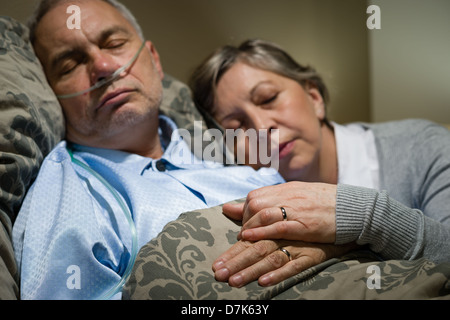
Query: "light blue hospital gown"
12 116 284 300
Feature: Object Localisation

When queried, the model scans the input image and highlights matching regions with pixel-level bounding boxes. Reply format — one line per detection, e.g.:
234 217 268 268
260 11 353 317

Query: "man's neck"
67 115 165 159
109 120 164 159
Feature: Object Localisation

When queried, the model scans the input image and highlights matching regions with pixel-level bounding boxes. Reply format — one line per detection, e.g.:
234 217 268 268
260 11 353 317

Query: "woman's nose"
249 109 277 132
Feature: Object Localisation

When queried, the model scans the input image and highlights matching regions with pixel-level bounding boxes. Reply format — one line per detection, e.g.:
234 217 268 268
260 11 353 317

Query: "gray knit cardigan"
335 119 450 264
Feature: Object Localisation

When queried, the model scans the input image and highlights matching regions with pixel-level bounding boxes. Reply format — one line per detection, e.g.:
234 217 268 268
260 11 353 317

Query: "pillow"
123 202 450 300
0 16 65 299
159 74 218 161
160 74 208 134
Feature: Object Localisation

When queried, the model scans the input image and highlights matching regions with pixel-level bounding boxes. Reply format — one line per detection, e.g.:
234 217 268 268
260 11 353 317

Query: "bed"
1 16 449 300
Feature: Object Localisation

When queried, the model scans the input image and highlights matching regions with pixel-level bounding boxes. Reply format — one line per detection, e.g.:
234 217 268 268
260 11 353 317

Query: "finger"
213 240 279 283
258 255 316 287
241 188 279 225
241 207 286 232
212 240 251 272
222 202 245 221
241 221 334 243
228 247 292 288
240 221 305 242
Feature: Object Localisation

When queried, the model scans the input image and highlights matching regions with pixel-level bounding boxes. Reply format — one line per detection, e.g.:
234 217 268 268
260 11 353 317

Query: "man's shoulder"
43 140 73 163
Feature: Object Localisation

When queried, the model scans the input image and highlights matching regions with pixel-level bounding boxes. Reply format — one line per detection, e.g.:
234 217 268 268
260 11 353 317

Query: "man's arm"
13 144 131 299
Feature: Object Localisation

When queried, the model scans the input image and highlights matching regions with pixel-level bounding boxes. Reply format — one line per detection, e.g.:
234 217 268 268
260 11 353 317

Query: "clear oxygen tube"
61 41 144 298
56 41 146 99
67 148 139 300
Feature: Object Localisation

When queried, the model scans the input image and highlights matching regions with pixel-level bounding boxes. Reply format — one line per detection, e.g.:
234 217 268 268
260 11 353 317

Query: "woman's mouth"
278 140 295 159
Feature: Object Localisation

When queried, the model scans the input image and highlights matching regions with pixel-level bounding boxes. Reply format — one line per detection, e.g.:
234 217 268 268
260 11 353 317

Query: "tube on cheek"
56 41 146 99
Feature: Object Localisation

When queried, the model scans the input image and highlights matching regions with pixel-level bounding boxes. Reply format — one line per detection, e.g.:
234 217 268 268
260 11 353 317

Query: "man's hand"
212 239 356 287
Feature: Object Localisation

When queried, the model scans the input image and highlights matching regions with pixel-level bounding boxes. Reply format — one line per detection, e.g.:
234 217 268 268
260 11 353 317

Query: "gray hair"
27 0 144 44
189 39 330 123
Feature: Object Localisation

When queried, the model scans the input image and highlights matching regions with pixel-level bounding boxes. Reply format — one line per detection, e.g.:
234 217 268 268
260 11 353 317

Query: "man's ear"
145 40 164 80
307 86 326 120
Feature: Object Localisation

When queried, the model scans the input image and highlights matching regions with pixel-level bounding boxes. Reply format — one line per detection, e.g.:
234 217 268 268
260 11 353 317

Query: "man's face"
34 0 164 151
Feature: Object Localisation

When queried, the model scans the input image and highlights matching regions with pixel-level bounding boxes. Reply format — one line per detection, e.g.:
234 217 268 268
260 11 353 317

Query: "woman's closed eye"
261 93 278 105
252 90 279 107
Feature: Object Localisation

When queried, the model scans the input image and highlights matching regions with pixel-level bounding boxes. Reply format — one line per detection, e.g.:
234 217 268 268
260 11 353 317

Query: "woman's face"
214 62 329 181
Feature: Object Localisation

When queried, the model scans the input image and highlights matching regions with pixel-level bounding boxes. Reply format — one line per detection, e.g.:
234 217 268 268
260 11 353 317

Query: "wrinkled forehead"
35 0 137 48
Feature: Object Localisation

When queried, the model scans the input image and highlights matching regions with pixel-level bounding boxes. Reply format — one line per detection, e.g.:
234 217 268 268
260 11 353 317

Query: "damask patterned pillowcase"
159 74 212 160
0 16 65 229
123 202 450 300
0 16 64 299
159 74 228 164
160 74 207 135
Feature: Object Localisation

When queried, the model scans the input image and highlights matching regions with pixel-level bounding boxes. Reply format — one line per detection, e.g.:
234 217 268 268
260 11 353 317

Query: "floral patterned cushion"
123 202 450 300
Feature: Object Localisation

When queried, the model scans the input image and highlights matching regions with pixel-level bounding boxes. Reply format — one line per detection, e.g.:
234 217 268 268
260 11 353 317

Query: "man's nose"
89 50 119 84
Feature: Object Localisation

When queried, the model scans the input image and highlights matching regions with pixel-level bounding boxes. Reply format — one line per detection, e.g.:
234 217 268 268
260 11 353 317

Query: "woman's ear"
307 86 326 120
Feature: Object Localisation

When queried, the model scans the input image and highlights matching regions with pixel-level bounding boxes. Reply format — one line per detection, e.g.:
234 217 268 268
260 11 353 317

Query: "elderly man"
12 0 283 299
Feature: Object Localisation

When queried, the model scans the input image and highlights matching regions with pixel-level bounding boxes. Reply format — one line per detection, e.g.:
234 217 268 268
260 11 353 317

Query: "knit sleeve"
334 184 426 261
334 121 450 264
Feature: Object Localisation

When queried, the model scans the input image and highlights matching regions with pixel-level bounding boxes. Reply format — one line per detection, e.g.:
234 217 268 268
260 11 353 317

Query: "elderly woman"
189 39 450 287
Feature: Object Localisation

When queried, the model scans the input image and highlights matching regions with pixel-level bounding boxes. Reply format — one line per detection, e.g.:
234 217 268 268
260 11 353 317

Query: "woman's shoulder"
368 118 445 134
363 119 449 145
358 119 450 175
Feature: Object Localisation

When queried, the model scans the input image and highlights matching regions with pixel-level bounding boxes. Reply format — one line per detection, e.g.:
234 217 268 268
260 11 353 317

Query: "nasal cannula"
56 40 146 99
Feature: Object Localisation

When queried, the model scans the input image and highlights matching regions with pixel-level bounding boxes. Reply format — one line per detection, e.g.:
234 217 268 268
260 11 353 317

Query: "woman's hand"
212 239 357 287
223 181 338 243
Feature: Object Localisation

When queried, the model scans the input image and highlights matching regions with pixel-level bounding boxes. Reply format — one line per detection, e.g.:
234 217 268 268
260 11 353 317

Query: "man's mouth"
97 88 135 110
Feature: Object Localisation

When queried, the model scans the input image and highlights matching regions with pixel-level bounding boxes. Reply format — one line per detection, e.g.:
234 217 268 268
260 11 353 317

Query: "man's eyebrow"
98 25 133 42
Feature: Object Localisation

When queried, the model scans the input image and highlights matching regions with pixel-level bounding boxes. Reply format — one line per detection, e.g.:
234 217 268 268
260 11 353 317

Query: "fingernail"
212 260 224 271
215 268 229 281
230 274 243 287
259 274 272 286
241 229 252 240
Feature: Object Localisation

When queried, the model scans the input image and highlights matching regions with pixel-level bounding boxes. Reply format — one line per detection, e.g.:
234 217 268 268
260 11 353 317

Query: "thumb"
222 202 245 221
